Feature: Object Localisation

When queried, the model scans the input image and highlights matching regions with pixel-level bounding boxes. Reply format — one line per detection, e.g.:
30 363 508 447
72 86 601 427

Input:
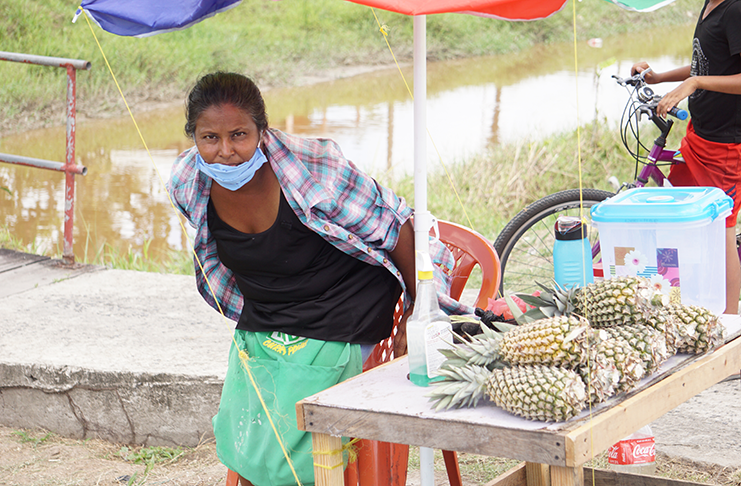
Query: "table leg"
525 462 550 486
312 433 344 486
550 466 583 486
524 463 583 486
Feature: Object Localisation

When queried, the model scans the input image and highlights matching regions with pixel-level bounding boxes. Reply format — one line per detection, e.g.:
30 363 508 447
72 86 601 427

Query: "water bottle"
407 253 454 387
608 425 657 475
553 216 594 289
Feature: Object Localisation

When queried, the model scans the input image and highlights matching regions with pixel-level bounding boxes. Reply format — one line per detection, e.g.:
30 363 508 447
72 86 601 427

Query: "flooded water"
0 24 693 261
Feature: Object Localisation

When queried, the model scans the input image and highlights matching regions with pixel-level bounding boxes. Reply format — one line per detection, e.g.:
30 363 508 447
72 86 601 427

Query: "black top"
689 0 741 143
207 190 401 344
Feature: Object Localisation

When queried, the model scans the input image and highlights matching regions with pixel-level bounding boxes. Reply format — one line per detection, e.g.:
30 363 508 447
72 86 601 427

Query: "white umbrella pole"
413 13 435 486
413 14 432 261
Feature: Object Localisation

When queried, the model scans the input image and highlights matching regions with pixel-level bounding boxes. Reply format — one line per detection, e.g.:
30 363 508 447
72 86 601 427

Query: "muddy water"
0 24 693 260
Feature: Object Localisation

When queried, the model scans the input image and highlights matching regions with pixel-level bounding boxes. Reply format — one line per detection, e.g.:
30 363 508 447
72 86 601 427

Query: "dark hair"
184 72 269 138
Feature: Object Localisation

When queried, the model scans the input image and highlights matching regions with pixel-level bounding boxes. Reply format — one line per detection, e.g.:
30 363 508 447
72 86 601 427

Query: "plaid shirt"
168 128 471 323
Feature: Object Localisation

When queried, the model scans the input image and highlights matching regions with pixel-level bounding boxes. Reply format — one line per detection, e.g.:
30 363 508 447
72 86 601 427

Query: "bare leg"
239 476 255 486
725 227 740 314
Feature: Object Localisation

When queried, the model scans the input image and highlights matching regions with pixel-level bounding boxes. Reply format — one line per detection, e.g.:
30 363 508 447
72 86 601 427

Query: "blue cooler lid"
591 187 733 223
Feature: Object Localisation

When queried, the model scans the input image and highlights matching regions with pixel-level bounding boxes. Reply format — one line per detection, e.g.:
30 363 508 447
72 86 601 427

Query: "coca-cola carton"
608 426 657 475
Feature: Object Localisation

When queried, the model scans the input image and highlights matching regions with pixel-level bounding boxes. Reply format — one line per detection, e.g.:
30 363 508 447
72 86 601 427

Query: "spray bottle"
407 252 454 387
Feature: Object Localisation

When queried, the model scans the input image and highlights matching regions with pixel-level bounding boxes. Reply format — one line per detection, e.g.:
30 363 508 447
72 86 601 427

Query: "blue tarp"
76 0 242 37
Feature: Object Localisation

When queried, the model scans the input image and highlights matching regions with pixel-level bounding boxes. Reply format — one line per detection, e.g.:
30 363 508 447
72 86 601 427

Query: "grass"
10 430 54 448
386 115 688 245
1 0 697 133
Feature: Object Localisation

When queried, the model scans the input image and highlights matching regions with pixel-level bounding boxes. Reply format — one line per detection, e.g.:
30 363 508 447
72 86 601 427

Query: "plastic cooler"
591 187 732 314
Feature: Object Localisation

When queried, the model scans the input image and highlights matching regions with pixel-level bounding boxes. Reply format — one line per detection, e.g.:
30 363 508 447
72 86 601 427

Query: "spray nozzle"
416 251 434 281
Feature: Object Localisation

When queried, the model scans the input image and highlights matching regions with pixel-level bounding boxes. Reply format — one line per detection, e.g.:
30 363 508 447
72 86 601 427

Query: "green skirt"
213 330 362 486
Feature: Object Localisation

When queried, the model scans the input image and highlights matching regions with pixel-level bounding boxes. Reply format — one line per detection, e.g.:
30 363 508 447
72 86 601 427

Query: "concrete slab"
651 376 741 468
0 251 231 446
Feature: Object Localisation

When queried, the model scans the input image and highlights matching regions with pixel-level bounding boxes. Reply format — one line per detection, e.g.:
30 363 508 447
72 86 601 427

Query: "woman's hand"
631 61 660 84
657 78 698 117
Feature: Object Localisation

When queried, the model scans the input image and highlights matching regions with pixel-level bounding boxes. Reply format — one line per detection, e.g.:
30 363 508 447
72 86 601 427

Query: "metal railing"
0 51 91 264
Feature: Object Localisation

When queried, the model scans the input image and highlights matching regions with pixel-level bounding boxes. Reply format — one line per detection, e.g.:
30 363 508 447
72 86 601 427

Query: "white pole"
413 14 432 262
413 18 435 486
420 446 435 486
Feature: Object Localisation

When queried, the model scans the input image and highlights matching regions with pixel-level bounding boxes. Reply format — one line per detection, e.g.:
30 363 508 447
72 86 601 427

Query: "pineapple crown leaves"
427 363 491 411
516 280 576 323
439 324 504 368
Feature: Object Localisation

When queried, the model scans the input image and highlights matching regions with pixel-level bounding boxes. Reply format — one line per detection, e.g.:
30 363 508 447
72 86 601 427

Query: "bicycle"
493 70 692 296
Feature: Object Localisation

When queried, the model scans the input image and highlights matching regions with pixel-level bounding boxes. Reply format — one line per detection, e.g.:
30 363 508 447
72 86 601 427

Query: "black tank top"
207 190 401 344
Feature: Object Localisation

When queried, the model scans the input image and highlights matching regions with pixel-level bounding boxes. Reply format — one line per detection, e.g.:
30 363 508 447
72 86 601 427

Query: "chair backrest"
363 220 501 371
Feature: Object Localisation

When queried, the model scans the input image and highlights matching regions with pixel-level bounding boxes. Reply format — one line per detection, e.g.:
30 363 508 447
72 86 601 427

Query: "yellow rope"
570 0 596 478
313 437 362 469
370 8 474 231
78 8 303 485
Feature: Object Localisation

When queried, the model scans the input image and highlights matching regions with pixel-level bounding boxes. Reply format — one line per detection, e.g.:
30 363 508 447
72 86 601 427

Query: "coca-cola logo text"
633 442 656 459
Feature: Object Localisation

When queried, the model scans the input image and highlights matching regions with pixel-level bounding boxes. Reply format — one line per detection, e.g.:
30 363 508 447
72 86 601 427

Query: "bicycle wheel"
494 188 614 297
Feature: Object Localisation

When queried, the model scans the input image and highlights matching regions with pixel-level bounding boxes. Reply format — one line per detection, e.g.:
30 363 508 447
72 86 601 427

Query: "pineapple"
440 315 591 370
498 315 592 368
577 277 670 327
578 354 620 404
429 364 587 422
640 313 680 355
520 277 668 328
602 324 670 374
665 304 725 354
590 332 645 392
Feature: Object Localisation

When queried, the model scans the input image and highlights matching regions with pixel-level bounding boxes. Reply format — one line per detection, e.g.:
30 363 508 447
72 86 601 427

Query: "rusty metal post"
0 51 90 265
63 64 77 265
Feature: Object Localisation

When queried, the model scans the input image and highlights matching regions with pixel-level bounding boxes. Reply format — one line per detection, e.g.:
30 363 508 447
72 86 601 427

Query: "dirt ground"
3 425 741 486
0 425 227 486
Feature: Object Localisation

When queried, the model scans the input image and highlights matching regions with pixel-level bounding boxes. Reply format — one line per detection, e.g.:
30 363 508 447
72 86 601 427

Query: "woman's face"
194 103 261 166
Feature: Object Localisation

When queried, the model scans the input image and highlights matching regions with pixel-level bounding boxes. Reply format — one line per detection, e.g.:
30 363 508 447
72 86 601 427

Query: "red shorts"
669 122 741 228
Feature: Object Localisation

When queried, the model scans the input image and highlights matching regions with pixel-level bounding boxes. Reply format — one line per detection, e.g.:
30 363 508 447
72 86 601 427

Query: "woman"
168 72 470 486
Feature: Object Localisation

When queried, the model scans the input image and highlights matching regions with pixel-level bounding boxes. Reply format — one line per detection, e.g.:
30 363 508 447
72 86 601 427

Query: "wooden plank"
0 254 100 298
551 466 583 486
312 433 344 486
526 462 550 486
565 335 741 467
484 462 527 486
0 248 49 273
583 468 707 486
299 398 567 465
296 359 568 465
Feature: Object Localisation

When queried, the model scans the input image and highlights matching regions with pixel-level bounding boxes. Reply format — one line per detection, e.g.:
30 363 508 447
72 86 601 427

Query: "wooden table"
297 315 741 486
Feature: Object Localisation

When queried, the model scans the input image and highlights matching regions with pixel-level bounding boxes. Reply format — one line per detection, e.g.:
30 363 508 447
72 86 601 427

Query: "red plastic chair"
347 220 501 486
226 220 501 486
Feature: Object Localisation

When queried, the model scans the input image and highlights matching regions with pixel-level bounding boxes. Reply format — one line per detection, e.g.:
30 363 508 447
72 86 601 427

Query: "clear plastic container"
407 255 453 387
592 187 732 314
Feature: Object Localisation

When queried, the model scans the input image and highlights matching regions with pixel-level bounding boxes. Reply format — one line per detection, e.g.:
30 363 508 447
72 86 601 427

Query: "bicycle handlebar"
612 74 688 121
669 106 689 120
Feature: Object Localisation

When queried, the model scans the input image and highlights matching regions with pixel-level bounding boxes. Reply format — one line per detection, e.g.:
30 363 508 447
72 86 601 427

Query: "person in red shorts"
632 0 741 314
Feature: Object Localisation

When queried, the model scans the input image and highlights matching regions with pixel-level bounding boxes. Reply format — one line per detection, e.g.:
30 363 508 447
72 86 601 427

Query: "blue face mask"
195 145 268 192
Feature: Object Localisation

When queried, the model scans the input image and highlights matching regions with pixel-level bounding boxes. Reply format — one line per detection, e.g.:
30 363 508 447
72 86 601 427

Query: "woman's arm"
388 219 416 356
657 60 741 117
631 62 692 84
